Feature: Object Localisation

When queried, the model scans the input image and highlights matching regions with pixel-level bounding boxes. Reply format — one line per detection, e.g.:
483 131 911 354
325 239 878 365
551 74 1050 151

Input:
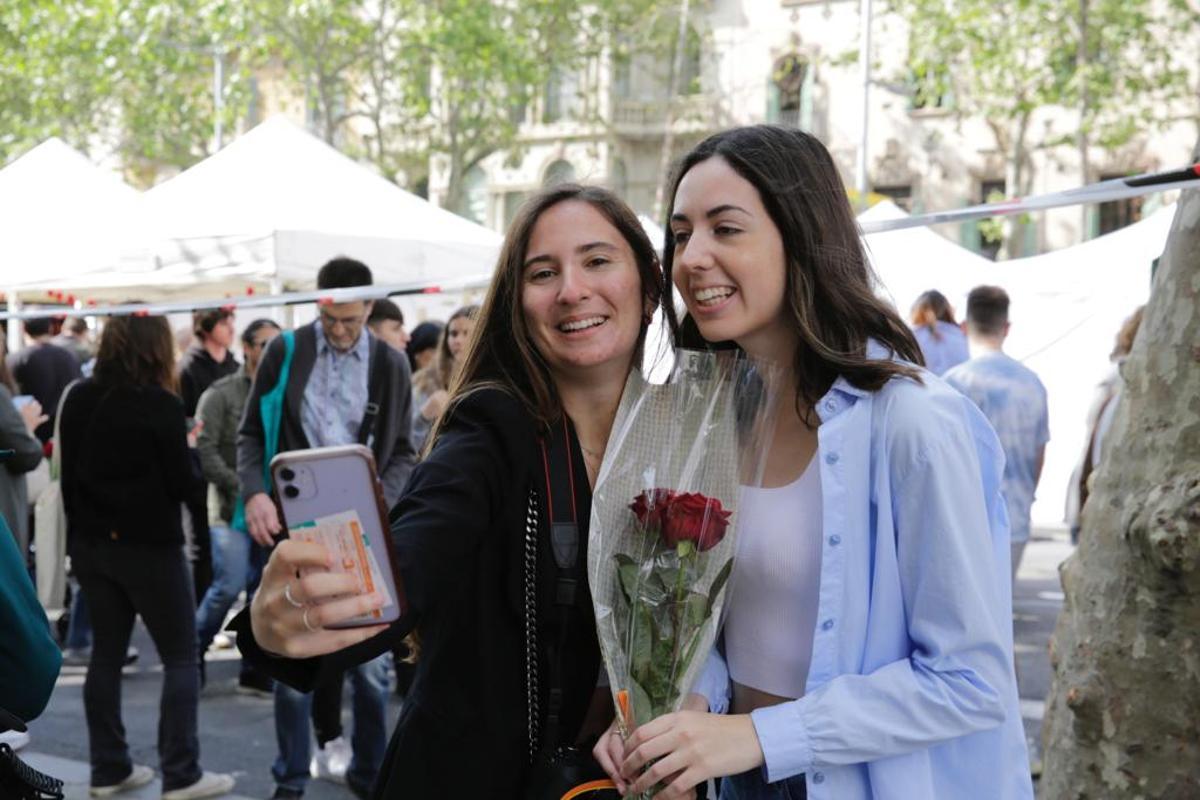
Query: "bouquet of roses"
588 350 779 795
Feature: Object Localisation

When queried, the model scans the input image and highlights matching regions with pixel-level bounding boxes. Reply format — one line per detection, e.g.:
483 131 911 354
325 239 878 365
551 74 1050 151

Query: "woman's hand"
19 400 47 434
621 710 764 799
422 389 449 422
249 539 390 659
593 718 630 795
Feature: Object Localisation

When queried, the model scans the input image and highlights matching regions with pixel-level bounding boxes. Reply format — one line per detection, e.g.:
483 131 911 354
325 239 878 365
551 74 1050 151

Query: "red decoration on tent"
246 286 256 295
422 286 442 294
66 294 76 305
318 296 333 306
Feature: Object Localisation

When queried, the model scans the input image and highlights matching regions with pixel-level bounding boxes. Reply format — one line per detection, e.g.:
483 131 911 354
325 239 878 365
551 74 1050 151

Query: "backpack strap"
357 339 390 447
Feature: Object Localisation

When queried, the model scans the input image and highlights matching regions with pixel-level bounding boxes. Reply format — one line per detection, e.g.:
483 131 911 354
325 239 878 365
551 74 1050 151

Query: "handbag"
523 420 619 800
33 380 78 613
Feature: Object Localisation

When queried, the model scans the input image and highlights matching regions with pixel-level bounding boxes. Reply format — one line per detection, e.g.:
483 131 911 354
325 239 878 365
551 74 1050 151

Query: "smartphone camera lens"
280 467 295 482
283 484 300 499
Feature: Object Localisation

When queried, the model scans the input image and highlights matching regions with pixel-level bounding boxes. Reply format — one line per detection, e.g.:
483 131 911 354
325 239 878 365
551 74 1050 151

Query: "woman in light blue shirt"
596 126 1032 800
909 290 970 376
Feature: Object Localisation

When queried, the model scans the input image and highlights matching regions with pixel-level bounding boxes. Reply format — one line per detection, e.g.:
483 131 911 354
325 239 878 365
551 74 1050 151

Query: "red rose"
661 492 731 552
629 489 677 529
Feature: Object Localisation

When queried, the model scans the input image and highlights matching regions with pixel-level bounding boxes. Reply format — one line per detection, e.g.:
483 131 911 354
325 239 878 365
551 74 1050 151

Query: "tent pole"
6 291 22 355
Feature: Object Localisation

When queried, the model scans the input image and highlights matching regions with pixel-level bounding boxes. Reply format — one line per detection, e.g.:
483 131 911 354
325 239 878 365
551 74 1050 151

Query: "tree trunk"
1040 138 1200 798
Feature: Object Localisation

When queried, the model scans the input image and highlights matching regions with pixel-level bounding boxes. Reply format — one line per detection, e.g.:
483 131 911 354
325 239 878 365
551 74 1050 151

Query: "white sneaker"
161 770 235 800
89 764 155 797
0 729 30 751
309 735 350 784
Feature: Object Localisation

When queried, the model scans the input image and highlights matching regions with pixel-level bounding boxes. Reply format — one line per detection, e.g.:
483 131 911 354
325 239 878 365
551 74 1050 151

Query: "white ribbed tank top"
725 458 823 700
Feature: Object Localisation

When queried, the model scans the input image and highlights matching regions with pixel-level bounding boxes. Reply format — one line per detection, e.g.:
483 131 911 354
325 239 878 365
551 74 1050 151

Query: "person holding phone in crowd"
596 126 1031 800
233 185 668 797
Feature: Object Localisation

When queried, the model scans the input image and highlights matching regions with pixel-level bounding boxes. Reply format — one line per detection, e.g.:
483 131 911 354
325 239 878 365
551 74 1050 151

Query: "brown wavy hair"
428 183 662 447
413 304 479 395
910 290 957 341
94 314 179 394
662 125 923 423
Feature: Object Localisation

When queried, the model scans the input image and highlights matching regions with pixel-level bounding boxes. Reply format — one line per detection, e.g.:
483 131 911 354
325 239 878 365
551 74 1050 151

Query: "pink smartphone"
270 445 405 628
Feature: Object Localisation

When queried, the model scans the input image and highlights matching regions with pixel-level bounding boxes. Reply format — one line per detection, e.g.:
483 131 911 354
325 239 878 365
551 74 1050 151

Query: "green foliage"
890 0 1198 253
1 0 681 195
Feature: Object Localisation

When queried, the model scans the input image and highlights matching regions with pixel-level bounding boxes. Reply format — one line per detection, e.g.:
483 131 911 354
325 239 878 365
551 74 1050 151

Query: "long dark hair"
94 314 178 393
662 125 922 422
431 184 662 445
910 290 957 341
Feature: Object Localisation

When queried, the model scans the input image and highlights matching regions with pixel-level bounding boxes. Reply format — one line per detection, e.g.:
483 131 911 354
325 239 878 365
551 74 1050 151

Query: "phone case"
270 445 405 628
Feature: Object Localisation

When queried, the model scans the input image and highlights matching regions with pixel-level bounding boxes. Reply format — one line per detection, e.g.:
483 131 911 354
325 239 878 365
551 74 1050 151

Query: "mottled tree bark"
1041 143 1200 798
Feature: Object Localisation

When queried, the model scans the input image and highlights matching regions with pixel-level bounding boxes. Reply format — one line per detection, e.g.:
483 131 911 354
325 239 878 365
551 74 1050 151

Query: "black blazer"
234 388 602 797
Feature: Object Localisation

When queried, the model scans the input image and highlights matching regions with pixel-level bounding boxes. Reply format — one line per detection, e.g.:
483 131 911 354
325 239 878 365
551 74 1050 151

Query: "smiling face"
669 156 794 362
520 200 646 383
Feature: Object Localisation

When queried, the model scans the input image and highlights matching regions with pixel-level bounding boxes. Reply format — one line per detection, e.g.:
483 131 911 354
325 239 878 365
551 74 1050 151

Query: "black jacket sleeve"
378 348 416 508
233 388 534 689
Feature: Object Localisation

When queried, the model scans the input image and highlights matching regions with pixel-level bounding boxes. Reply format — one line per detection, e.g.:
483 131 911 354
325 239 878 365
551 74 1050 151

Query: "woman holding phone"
597 126 1031 800
235 184 672 797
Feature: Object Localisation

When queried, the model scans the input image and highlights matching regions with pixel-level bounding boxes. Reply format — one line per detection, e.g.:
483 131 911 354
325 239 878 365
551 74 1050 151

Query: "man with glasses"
194 319 281 696
237 258 415 800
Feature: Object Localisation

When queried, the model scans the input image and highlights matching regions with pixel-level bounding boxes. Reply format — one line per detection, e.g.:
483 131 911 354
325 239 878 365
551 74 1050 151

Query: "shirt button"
828 534 841 546
821 619 835 631
812 772 825 784
824 399 837 412
825 452 839 465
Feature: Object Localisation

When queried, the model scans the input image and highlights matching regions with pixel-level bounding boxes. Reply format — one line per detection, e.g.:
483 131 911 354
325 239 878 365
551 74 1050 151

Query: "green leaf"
706 558 734 616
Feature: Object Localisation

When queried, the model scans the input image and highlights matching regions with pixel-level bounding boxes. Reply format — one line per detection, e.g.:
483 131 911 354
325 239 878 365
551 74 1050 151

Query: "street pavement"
20 528 1073 799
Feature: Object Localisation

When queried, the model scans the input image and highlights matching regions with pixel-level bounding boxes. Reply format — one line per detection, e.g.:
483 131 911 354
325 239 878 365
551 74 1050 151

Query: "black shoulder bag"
523 418 618 800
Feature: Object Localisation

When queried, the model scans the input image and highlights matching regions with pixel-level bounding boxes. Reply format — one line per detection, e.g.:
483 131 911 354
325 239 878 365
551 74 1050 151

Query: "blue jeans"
272 653 391 794
721 769 807 800
66 580 93 650
194 526 265 653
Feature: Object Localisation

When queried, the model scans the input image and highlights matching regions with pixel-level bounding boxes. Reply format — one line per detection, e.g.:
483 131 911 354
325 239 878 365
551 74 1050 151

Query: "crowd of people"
0 124 1147 800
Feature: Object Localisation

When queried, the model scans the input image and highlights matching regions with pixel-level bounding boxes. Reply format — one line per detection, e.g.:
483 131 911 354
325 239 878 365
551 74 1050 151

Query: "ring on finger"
284 582 305 609
302 606 318 632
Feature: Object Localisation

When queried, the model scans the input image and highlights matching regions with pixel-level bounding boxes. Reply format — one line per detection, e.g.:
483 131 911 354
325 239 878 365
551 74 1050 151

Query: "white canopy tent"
14 116 501 301
860 200 1174 527
1 138 143 351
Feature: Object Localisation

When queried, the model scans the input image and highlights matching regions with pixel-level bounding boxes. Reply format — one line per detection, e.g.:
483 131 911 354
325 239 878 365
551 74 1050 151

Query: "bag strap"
524 488 541 763
50 379 79 481
356 339 389 447
528 417 582 756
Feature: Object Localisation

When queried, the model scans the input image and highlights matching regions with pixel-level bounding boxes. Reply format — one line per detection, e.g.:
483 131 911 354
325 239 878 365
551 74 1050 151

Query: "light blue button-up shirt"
301 319 370 448
695 359 1033 800
944 351 1049 543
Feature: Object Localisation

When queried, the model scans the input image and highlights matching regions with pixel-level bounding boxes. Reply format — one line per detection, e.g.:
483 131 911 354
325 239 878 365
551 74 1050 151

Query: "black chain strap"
523 489 540 763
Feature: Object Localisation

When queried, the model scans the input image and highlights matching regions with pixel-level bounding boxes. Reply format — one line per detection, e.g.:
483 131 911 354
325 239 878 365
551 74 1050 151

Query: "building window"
678 27 702 95
543 159 577 188
503 191 531 229
767 54 811 129
908 63 951 111
543 68 580 123
611 158 628 198
1098 173 1143 235
874 184 913 212
977 179 1006 260
457 166 488 226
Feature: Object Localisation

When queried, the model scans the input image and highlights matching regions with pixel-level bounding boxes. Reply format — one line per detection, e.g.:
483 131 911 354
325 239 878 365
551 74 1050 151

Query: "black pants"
312 671 344 748
70 536 202 792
